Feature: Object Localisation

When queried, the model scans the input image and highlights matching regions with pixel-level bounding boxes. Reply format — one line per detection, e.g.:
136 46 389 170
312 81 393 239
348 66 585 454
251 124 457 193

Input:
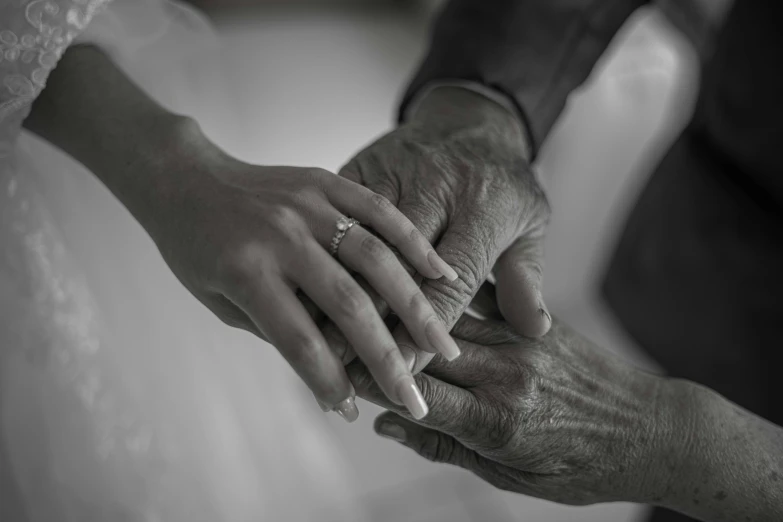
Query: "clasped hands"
124 82 691 511
142 86 551 421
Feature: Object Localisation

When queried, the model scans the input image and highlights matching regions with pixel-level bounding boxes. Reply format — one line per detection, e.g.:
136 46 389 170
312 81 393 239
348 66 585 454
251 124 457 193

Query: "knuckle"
375 344 400 370
332 276 372 318
407 225 426 245
290 185 322 210
265 205 302 233
358 233 392 264
407 291 432 321
302 167 331 187
443 233 490 288
415 374 450 415
282 331 323 369
417 432 455 463
307 167 332 178
427 280 474 325
369 192 395 218
215 244 261 288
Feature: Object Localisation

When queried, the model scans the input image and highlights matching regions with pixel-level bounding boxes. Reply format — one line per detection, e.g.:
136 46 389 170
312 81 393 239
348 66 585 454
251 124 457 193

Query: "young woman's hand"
134 124 460 421
25 46 459 422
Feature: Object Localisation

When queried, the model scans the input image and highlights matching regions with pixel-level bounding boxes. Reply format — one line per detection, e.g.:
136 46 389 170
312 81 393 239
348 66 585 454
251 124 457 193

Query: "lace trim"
0 0 111 156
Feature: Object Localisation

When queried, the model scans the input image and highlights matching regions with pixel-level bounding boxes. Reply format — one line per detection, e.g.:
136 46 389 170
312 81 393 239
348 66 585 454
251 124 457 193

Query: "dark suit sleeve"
401 0 649 157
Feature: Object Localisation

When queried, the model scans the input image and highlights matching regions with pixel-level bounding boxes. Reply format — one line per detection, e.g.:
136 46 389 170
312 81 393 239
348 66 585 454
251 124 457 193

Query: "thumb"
494 235 551 338
373 412 482 469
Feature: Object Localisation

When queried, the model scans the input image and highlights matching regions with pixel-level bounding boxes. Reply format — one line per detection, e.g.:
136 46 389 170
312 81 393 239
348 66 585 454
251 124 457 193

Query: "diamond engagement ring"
330 216 359 256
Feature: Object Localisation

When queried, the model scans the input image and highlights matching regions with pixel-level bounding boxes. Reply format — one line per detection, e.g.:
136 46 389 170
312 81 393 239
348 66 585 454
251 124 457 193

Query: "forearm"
23 45 212 231
656 380 783 521
404 0 649 155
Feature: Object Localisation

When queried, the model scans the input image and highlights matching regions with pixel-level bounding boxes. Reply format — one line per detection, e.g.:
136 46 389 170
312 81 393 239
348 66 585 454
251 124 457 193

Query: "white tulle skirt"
0 2 362 521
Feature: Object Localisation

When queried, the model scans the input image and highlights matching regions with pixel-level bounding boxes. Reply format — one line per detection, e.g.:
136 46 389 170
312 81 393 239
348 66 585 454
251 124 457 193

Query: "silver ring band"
330 216 359 257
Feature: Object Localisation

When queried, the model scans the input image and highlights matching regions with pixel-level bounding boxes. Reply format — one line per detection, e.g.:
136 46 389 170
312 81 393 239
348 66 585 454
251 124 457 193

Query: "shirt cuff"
402 80 534 164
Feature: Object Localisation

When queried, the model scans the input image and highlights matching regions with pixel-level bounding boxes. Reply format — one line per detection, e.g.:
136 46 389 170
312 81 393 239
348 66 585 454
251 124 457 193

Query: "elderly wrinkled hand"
353 314 685 506
323 87 552 377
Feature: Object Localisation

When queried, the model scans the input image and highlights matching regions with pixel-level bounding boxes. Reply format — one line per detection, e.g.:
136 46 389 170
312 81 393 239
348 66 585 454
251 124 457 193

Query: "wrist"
625 376 699 506
408 86 531 161
640 378 729 513
107 114 227 234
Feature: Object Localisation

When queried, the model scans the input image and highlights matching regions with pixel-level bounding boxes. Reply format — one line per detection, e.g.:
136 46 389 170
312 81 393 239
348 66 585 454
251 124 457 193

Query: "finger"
321 271 401 366
337 225 461 361
352 367 479 440
317 276 395 412
336 162 366 186
388 209 503 374
320 221 414 374
228 272 358 422
324 178 457 281
422 338 517 390
394 315 524 385
412 209 509 332
372 196 449 373
374 413 542 499
394 196 446 244
450 313 521 346
374 412 483 469
291 238 429 419
494 235 552 338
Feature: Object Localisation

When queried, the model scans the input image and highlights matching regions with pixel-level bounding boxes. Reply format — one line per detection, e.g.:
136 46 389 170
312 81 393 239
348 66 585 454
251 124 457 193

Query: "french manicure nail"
396 376 429 420
377 421 407 443
427 251 459 282
334 397 359 423
425 319 461 361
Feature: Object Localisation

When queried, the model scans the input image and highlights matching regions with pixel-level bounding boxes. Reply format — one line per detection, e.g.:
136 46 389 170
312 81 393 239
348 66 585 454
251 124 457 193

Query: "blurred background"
2 0 733 521
162 0 725 520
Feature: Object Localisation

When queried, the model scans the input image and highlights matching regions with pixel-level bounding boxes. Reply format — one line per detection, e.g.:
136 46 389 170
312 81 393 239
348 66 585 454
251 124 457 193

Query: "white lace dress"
0 2 361 521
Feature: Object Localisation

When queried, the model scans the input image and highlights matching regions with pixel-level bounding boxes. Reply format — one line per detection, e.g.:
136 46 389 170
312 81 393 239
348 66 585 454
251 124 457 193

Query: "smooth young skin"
23 45 464 419
353 315 783 522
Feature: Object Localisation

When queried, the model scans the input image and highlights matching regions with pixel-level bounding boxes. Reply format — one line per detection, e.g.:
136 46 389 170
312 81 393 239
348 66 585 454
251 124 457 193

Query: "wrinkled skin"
353 314 683 506
325 87 553 374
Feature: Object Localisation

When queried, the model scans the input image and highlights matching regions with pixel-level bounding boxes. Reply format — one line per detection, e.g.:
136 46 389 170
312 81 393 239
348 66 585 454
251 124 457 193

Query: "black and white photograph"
1 0 780 521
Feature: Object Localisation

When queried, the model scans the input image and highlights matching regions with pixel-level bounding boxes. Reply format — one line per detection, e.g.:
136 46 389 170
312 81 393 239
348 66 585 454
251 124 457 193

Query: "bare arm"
661 381 783 521
23 45 460 421
23 45 200 234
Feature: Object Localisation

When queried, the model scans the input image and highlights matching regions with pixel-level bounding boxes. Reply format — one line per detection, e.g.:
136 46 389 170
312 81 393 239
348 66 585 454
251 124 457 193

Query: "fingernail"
396 376 428 420
333 397 359 423
316 398 330 412
377 421 407 443
427 251 459 282
425 319 461 361
538 294 552 326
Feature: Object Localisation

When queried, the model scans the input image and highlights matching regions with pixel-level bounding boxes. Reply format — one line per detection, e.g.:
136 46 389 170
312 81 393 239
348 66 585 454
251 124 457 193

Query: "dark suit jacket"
403 0 783 424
